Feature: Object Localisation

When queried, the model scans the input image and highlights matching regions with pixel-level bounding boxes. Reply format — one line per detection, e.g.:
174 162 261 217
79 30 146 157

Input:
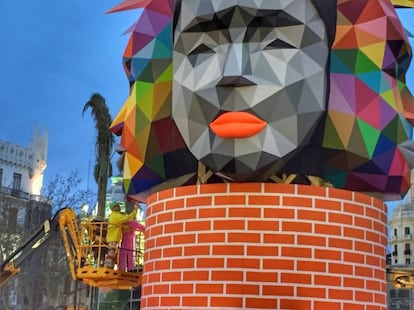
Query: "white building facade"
0 126 53 310
0 125 47 197
389 203 414 266
388 174 414 310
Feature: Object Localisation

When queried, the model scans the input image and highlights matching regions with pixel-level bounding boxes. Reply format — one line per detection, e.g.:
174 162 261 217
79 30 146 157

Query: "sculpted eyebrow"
184 8 302 33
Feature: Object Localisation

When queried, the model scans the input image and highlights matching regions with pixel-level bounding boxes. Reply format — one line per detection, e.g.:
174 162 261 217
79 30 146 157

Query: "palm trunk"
83 93 114 218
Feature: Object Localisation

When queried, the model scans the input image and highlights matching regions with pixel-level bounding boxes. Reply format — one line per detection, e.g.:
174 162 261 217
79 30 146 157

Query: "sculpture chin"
199 147 301 183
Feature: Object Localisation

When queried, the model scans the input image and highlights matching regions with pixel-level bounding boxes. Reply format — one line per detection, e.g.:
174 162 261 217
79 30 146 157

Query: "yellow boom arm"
0 208 143 289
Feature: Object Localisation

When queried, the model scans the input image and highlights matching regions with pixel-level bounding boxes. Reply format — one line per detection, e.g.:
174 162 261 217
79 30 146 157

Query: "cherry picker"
0 208 143 290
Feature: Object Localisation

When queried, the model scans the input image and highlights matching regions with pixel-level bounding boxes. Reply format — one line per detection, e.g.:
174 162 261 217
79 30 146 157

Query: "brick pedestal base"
141 183 387 310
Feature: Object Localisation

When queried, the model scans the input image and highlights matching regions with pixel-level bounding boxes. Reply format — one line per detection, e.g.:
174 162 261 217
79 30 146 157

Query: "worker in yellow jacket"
104 202 138 268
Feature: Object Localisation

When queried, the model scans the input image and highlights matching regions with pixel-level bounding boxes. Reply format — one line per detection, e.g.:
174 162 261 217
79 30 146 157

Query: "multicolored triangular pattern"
323 0 414 199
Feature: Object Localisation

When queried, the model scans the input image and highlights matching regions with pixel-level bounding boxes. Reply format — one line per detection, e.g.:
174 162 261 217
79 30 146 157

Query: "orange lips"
209 111 266 138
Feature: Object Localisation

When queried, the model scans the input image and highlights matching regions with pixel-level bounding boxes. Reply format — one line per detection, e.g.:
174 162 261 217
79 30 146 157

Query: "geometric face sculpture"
109 0 414 202
172 0 333 181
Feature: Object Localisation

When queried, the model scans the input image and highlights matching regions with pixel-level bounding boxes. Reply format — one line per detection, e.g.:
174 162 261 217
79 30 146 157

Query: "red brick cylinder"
141 183 387 310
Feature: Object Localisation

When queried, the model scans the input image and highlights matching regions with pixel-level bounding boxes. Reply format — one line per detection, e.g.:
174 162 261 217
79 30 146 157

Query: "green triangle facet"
356 118 380 158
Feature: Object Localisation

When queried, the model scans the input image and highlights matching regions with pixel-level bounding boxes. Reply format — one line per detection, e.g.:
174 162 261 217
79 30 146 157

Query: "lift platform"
0 208 144 290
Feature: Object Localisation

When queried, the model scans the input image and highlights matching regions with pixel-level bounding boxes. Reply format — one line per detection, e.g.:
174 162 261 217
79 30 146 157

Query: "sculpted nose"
219 43 255 87
218 76 256 86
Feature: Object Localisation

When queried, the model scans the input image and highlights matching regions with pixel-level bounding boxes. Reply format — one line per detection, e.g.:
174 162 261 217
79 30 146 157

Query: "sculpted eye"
189 43 215 55
265 39 296 50
188 43 215 67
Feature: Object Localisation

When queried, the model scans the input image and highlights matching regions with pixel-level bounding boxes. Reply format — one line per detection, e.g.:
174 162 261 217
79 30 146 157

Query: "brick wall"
141 183 387 310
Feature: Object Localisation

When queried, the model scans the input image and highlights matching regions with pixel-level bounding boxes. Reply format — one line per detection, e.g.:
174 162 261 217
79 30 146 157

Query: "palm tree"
83 93 114 217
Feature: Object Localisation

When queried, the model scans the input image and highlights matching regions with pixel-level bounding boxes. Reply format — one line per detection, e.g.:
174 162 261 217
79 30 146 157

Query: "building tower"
0 124 47 197
0 125 51 310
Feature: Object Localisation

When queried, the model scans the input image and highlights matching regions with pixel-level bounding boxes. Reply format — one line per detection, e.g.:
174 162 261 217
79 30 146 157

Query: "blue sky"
0 0 139 192
0 2 413 213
